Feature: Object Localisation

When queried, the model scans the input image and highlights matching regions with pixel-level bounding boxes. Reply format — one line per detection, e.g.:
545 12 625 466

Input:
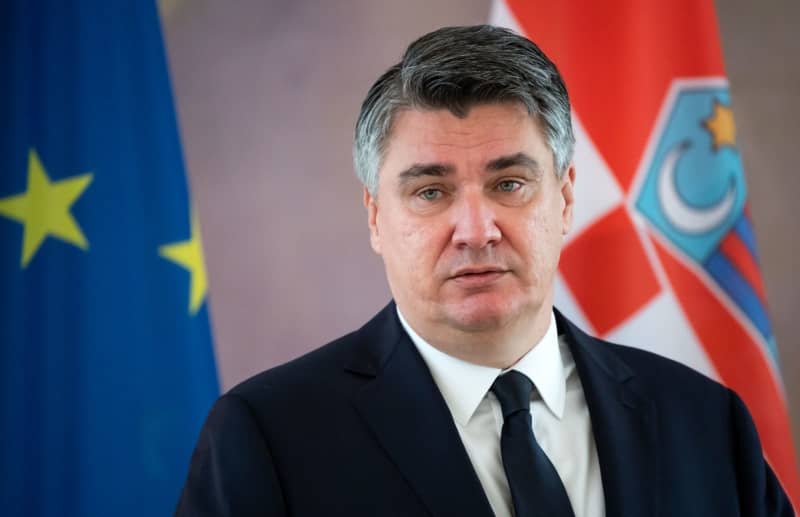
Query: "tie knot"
490 370 534 419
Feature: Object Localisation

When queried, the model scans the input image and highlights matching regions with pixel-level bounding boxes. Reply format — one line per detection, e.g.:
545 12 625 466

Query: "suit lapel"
346 304 659 516
346 303 494 517
557 310 659 517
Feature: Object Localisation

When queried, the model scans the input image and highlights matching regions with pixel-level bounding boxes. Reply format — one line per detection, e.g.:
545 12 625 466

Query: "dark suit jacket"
176 302 793 516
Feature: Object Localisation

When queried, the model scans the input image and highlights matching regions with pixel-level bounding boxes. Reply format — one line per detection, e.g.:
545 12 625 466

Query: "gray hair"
353 25 575 195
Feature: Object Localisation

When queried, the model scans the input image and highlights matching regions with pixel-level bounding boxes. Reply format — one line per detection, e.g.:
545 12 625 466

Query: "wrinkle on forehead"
379 103 554 193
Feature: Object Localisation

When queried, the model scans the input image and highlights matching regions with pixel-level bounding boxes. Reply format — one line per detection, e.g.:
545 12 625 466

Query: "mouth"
449 267 508 287
452 266 504 276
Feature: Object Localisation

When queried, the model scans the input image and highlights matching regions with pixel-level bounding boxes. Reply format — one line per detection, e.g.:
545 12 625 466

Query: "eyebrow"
395 152 542 187
486 152 543 175
397 163 455 186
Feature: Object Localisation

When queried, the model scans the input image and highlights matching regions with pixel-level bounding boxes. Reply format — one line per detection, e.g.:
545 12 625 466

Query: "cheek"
383 219 437 270
381 221 446 304
520 207 564 273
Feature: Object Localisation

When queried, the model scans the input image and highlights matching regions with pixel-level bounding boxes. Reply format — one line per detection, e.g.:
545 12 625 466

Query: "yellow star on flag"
0 149 93 268
159 210 208 315
703 100 737 150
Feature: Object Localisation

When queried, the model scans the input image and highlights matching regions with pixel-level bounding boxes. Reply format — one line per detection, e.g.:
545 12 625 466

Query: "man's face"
365 102 574 342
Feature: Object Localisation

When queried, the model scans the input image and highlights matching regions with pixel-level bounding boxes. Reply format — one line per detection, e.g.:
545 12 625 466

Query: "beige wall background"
161 1 800 458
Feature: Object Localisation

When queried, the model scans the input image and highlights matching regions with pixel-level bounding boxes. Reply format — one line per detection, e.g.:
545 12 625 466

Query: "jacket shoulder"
227 301 400 405
227 328 362 405
608 340 728 394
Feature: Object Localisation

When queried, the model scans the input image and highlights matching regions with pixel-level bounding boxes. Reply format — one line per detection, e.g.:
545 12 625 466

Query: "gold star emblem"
703 100 736 150
159 210 208 315
0 149 93 267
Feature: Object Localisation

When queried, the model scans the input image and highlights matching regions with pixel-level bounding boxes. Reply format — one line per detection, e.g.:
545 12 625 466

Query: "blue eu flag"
0 1 220 515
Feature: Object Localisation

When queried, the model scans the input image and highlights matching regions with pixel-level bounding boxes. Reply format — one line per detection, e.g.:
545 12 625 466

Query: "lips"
449 267 508 288
451 266 505 277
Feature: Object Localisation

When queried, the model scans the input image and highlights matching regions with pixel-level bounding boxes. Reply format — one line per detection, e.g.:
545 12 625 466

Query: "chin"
444 295 526 332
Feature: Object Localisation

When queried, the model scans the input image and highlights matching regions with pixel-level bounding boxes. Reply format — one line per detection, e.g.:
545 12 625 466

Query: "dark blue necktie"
491 370 575 517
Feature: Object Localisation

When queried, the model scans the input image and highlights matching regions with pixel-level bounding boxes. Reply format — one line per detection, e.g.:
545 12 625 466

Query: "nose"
451 188 501 249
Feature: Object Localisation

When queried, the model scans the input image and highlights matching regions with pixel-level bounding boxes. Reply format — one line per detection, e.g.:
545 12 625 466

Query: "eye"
418 188 442 201
496 180 522 192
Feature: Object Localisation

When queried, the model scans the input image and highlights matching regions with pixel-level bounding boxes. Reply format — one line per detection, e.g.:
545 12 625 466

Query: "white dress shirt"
397 308 605 517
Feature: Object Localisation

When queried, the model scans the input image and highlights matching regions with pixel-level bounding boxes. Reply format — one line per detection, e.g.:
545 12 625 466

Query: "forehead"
381 103 552 174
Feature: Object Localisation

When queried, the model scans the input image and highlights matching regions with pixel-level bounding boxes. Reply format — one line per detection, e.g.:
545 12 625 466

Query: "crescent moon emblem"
657 141 736 235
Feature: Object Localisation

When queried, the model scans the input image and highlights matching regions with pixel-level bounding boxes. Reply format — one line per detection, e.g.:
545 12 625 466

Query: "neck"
400 302 554 369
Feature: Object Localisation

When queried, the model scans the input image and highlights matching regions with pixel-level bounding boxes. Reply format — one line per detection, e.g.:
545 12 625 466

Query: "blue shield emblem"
636 85 746 263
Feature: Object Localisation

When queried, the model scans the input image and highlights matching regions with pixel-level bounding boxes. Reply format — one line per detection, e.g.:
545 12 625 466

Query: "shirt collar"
397 308 566 426
512 312 566 420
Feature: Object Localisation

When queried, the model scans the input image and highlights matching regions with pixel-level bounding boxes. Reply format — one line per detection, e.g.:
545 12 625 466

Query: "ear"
363 187 382 255
560 164 576 235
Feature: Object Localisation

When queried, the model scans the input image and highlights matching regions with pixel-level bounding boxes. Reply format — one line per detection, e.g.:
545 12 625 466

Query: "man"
176 25 793 516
